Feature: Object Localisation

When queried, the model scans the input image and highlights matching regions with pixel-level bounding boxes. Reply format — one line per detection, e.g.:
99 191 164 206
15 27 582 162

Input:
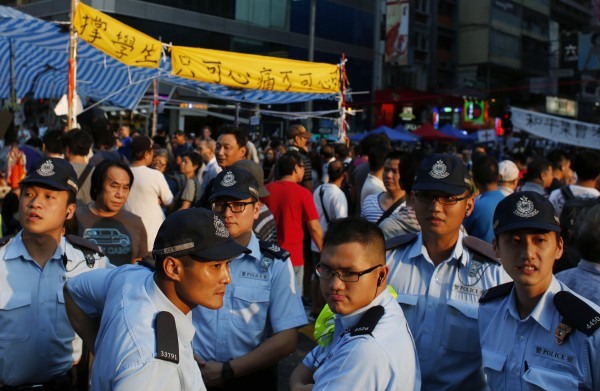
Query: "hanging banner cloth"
511 106 600 151
171 46 340 94
74 2 162 68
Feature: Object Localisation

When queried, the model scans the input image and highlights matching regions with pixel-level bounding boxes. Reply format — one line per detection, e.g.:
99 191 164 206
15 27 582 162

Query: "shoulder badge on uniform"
259 240 290 261
554 291 600 338
0 235 12 248
479 282 514 303
385 232 418 251
66 234 104 268
154 311 179 364
463 235 500 264
349 305 384 337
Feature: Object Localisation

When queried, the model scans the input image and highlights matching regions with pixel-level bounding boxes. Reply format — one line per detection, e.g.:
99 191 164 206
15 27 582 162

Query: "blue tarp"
0 6 339 110
349 125 420 143
439 124 478 142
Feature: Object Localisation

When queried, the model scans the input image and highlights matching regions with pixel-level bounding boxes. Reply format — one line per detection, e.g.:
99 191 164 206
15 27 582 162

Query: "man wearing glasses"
193 167 307 391
289 217 419 390
386 153 511 390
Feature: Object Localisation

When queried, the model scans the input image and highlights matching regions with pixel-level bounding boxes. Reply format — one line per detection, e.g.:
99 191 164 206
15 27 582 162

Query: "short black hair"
62 128 93 156
278 150 303 177
327 159 346 182
90 159 134 201
523 158 552 182
472 154 499 186
216 124 248 149
42 128 65 155
181 151 204 175
368 145 391 171
546 148 571 171
572 150 600 181
575 203 600 262
399 150 423 193
323 217 385 263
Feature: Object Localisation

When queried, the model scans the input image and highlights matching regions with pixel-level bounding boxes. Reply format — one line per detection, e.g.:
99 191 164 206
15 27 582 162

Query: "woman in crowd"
170 151 202 212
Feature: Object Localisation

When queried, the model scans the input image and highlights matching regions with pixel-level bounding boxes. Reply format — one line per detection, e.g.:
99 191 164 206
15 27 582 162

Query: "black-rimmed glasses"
315 263 382 283
414 191 469 205
211 201 255 213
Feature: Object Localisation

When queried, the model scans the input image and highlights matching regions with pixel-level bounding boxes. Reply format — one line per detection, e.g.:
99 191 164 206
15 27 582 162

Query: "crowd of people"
0 118 600 390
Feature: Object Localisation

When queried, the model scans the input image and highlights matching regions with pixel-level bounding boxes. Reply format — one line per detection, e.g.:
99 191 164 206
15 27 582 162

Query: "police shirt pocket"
481 348 506 373
55 288 74 337
0 291 32 341
231 286 270 330
523 365 579 390
446 299 480 353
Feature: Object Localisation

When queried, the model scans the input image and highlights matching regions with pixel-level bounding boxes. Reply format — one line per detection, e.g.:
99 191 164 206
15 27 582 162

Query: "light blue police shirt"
303 290 420 391
479 277 600 390
66 265 204 391
386 230 511 391
0 232 112 386
192 233 307 361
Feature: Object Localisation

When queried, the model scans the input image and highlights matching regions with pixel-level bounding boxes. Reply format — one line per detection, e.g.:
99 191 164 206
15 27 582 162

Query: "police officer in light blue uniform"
290 217 419 391
65 208 250 390
385 153 511 390
193 167 307 390
0 157 113 389
479 191 600 390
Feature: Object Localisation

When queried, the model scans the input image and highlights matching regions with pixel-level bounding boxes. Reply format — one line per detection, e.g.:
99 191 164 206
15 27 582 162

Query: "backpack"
555 186 600 272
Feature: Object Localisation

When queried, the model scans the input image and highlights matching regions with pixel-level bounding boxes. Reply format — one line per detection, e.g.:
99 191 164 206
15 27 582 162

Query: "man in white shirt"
548 150 600 217
124 136 173 249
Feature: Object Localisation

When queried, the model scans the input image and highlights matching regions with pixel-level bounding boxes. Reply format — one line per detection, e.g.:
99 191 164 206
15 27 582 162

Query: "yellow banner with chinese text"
171 46 340 94
74 2 162 68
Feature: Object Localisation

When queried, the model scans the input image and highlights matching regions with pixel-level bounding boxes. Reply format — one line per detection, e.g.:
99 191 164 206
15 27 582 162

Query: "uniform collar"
334 289 392 339
147 276 195 343
207 156 218 168
243 232 260 262
506 277 560 332
414 230 467 267
5 231 65 265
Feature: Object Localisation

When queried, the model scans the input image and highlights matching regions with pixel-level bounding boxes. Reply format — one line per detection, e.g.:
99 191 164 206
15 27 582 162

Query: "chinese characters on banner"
511 106 600 151
170 46 340 94
74 2 161 68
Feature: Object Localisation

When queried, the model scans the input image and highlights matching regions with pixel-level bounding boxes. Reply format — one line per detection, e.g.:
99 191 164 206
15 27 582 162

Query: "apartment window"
490 30 520 58
236 0 289 30
414 0 430 14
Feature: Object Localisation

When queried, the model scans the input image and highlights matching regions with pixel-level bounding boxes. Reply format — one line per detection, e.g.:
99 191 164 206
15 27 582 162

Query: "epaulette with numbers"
349 305 384 337
385 232 418 251
463 235 500 264
154 311 179 363
479 282 514 303
259 240 290 261
554 291 600 337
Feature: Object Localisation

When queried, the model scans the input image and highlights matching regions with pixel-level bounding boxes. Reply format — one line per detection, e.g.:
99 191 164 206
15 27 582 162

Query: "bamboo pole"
67 0 78 130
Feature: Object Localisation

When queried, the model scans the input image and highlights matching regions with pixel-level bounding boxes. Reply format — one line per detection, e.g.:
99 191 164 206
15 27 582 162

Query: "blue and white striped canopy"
0 6 339 110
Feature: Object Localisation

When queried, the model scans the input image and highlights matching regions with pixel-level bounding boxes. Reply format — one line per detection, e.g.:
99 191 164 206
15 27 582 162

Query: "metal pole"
235 102 240 127
305 0 316 132
67 0 78 130
152 78 157 137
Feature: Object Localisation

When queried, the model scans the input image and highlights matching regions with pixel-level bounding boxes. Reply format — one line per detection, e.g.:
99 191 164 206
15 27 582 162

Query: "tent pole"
67 0 79 130
152 78 157 137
